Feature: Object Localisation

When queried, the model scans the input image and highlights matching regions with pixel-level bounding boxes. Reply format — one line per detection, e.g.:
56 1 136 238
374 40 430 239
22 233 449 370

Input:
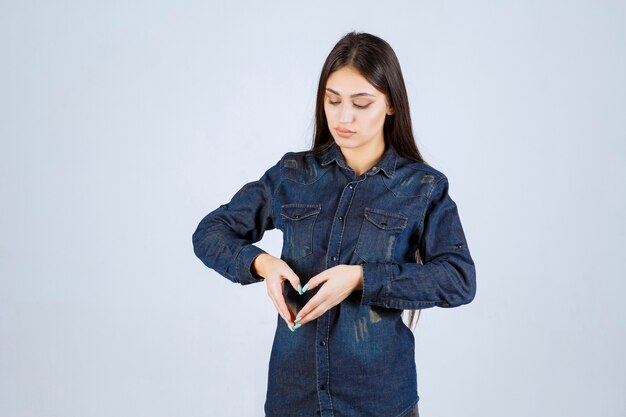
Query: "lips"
335 127 355 138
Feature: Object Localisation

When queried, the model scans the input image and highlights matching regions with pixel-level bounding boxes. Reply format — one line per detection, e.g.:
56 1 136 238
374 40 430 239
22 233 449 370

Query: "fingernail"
302 283 309 293
287 323 295 331
297 284 303 295
293 323 301 330
294 316 302 323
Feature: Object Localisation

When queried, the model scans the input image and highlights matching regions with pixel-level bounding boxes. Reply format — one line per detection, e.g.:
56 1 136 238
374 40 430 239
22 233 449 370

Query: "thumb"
281 267 302 293
303 270 327 292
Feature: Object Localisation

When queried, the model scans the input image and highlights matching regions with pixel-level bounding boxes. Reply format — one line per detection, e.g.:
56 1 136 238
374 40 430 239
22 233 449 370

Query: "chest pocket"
355 207 408 263
280 203 322 260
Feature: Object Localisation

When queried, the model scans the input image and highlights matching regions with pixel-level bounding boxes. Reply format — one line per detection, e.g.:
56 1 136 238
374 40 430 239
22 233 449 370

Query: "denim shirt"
192 143 476 417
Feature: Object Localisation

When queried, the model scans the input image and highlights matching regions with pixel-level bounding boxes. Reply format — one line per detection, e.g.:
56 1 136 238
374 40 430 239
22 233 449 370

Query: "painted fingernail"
287 323 295 331
293 323 301 330
294 316 302 323
302 283 309 293
297 284 303 295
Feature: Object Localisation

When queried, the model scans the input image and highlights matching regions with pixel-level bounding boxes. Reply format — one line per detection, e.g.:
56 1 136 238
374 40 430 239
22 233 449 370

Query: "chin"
333 136 362 149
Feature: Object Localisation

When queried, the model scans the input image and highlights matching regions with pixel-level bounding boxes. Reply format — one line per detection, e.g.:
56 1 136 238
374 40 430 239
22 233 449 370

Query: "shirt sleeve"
359 176 477 309
192 158 282 285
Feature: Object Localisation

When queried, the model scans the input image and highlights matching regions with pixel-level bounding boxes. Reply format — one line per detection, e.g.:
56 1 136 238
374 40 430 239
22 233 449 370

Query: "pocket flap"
280 204 322 221
364 207 407 230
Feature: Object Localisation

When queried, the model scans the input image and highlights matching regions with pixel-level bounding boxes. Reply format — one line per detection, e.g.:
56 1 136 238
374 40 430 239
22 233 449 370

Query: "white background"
1 1 625 416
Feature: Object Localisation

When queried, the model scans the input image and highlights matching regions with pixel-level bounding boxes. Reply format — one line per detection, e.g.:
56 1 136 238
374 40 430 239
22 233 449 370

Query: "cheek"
323 105 336 122
363 108 388 129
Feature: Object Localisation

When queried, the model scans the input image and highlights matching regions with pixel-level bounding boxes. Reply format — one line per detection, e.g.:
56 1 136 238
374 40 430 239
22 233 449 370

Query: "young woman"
193 31 476 417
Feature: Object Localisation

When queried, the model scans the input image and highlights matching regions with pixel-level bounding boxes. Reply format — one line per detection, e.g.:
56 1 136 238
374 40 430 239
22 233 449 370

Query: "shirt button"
331 256 338 261
320 384 326 391
348 184 354 189
320 340 326 347
372 166 378 171
337 216 343 221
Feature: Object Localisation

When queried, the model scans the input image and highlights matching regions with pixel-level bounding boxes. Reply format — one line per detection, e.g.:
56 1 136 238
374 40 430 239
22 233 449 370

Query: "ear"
386 99 395 115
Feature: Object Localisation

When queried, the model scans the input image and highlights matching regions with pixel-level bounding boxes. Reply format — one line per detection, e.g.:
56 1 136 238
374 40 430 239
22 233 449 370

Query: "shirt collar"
318 142 397 178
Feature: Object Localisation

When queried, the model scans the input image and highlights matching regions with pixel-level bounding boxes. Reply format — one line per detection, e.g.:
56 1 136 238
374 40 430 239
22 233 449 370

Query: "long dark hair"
312 31 425 165
312 31 425 330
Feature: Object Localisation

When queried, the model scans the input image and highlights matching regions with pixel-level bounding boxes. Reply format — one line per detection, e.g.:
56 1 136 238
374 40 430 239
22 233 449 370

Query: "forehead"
325 66 379 95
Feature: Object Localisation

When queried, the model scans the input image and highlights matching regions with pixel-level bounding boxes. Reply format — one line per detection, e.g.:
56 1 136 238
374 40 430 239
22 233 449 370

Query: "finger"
295 292 325 325
297 300 328 326
268 281 294 325
268 292 289 324
280 265 302 293
268 292 288 323
302 270 329 292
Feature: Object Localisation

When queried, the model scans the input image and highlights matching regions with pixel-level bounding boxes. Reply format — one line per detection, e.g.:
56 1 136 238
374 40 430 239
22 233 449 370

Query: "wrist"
252 253 274 279
354 265 364 290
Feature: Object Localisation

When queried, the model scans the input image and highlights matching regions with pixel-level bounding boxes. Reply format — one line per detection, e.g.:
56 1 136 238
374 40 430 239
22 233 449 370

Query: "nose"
339 103 354 124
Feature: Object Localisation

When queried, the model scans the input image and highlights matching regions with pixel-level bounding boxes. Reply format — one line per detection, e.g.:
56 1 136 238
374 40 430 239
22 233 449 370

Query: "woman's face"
324 66 394 153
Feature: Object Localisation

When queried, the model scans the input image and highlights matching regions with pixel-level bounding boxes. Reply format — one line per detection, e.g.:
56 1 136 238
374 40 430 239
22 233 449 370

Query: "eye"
328 100 340 105
354 103 371 109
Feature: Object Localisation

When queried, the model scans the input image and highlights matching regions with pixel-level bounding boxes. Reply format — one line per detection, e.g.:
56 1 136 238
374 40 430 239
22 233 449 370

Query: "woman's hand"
294 265 364 326
252 253 302 327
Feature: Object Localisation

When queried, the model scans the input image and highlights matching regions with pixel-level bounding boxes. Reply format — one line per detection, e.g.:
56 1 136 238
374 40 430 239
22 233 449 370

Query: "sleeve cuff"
236 244 267 285
360 263 392 307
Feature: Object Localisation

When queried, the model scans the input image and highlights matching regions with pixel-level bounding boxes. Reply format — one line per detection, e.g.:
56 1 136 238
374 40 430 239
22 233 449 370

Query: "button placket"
326 183 356 268
316 312 333 415
316 180 360 416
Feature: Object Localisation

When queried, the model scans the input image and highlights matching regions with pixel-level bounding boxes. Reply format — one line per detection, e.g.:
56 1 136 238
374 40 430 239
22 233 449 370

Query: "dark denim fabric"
193 143 476 417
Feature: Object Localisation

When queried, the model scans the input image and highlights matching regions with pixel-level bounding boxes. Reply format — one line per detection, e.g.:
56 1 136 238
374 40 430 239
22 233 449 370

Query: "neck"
340 140 386 176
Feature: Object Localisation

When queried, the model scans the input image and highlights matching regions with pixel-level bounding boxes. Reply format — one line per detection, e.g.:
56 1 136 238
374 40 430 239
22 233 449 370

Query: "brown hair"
405 249 424 330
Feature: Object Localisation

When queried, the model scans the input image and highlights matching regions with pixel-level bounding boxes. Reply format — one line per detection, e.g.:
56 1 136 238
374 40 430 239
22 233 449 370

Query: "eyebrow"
325 88 376 98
